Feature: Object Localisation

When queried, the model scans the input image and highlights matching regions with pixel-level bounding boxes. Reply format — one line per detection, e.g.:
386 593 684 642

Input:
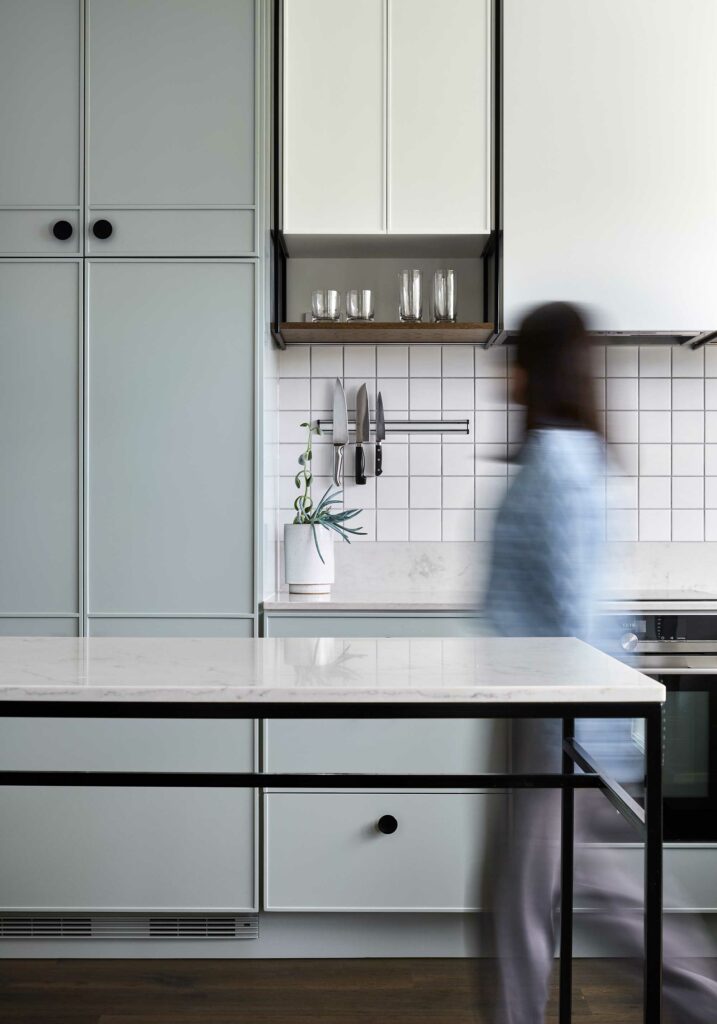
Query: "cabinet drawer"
0 719 255 773
263 614 483 638
265 719 507 776
86 209 254 256
0 787 256 912
0 211 81 255
264 792 505 911
575 845 717 914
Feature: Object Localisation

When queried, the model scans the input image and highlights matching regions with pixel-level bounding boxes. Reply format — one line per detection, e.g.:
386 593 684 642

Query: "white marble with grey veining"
263 587 717 613
0 637 664 705
263 589 481 612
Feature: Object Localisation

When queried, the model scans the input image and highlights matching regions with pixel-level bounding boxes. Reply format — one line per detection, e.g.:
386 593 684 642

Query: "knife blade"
375 392 385 477
355 384 369 485
331 378 348 487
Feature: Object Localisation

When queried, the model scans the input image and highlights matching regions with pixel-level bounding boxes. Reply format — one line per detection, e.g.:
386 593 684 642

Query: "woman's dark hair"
516 301 600 435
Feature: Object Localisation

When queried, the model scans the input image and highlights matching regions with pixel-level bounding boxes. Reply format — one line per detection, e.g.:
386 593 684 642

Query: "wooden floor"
0 958 654 1023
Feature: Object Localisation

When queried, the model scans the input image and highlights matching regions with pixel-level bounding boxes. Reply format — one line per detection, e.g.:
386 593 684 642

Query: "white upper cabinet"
283 0 386 235
504 0 717 331
0 0 81 255
388 0 491 235
283 0 491 237
87 0 255 254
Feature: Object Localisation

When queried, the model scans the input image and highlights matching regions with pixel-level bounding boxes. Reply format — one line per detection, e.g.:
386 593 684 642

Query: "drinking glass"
311 289 341 322
398 269 423 322
433 269 457 322
346 288 374 322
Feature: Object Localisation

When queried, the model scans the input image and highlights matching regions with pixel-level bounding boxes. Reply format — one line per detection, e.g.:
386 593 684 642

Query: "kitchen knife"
331 377 348 487
355 384 369 485
375 391 385 476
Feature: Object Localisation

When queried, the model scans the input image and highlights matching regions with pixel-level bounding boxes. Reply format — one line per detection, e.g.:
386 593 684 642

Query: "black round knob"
92 219 113 240
377 814 398 835
52 220 73 241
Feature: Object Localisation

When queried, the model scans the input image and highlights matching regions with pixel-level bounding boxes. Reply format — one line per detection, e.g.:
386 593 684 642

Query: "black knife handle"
375 442 383 476
355 444 366 485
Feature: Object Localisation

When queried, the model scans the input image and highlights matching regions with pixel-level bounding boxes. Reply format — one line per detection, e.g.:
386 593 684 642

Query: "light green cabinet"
0 261 80 634
87 0 255 256
87 260 255 630
0 0 81 256
0 718 257 912
263 612 484 638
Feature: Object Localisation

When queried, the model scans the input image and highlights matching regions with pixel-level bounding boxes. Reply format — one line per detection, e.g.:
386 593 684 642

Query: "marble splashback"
326 540 717 599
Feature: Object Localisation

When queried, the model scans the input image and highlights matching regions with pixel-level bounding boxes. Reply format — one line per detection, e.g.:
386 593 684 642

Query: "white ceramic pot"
283 523 335 594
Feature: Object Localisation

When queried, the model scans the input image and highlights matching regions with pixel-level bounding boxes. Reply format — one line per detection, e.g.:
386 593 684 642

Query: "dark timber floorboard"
0 957 689 1023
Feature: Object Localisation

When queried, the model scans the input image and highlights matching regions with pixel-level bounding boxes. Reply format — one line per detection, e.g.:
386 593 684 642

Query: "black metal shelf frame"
0 697 664 1024
270 0 502 350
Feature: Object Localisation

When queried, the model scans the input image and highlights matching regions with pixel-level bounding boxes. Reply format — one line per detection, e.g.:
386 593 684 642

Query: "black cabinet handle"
377 814 398 835
92 219 113 239
52 220 73 241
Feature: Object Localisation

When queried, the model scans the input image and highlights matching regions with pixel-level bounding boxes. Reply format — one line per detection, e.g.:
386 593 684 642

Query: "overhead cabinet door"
0 262 79 636
87 0 255 255
388 0 491 235
283 0 385 235
504 0 717 330
0 0 81 255
87 261 254 629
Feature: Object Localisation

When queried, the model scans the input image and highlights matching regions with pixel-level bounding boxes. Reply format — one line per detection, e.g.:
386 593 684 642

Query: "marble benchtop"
0 637 665 705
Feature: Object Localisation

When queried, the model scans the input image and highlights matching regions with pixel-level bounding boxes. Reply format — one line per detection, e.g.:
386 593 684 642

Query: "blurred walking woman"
487 303 716 1024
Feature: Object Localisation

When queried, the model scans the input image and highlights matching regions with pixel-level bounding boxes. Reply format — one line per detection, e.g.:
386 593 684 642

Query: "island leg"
644 704 663 1023
559 715 574 1024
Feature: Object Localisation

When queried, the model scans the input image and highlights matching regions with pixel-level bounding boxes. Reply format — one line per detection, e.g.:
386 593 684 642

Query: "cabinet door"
388 0 491 235
0 718 256 911
87 261 254 623
0 0 81 255
283 0 385 235
504 0 717 330
87 0 255 255
0 262 79 634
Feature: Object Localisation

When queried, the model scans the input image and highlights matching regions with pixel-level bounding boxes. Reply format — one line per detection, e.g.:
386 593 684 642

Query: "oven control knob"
620 632 639 653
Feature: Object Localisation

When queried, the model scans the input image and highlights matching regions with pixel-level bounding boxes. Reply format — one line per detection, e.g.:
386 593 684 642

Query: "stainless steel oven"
604 614 717 843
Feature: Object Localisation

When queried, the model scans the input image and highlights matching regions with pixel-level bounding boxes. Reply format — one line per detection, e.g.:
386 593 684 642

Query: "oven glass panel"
661 675 716 842
664 690 709 799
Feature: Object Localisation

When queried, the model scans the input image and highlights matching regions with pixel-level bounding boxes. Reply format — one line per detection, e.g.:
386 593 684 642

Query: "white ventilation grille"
0 914 259 940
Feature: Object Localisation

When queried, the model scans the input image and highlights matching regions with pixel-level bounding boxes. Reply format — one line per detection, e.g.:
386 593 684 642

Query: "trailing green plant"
293 421 365 562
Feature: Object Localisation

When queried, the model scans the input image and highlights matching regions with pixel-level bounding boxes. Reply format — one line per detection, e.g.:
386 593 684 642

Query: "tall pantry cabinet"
0 0 258 637
0 0 259 916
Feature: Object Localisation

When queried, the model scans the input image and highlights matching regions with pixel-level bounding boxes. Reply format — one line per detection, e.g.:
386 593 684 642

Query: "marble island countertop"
0 637 664 705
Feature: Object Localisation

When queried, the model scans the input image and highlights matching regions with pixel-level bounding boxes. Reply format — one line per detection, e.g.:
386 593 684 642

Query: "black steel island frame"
0 698 663 1024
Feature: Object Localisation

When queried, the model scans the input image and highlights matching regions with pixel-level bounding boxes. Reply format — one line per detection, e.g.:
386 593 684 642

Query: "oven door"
656 673 717 842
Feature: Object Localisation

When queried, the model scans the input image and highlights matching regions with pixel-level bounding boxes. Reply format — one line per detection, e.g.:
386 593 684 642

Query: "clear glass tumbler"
346 288 374 322
311 289 341 322
433 268 457 322
398 269 423 322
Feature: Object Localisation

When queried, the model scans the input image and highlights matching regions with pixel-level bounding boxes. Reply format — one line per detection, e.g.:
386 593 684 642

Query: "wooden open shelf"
277 321 494 346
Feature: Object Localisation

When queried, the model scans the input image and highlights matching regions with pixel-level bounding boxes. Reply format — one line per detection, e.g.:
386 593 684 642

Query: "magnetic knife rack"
316 418 470 436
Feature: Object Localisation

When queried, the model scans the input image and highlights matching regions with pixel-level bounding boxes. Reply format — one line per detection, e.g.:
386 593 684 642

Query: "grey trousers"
492 720 717 1024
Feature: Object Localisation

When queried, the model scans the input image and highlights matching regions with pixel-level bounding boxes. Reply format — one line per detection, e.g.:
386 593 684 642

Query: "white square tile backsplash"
276 342 717 543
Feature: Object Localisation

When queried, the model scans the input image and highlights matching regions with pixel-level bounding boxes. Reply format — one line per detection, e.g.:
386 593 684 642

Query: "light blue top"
484 428 643 779
485 428 604 641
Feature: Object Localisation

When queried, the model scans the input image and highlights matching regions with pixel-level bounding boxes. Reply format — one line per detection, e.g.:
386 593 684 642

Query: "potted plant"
284 422 365 594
